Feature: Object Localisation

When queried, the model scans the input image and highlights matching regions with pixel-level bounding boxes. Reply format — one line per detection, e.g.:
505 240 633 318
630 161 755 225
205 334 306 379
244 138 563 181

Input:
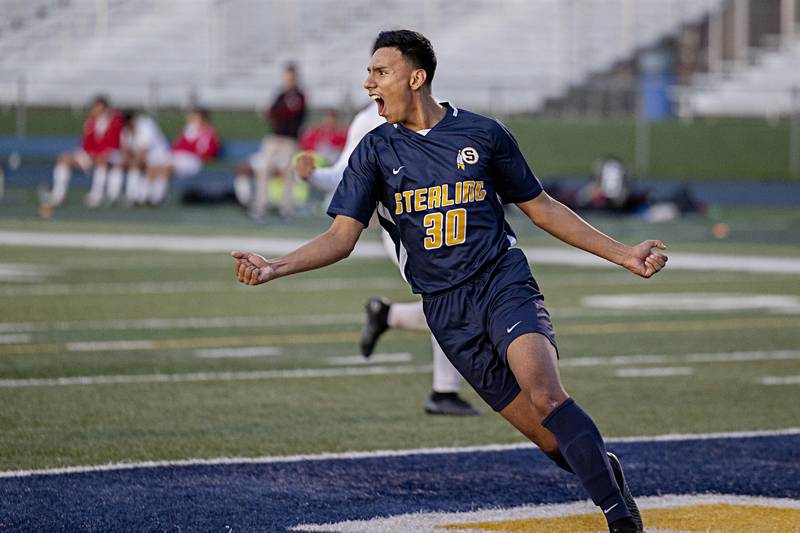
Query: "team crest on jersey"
457 147 479 170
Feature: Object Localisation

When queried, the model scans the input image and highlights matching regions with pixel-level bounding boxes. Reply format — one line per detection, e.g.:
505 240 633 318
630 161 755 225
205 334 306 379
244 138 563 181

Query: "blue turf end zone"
1 434 798 531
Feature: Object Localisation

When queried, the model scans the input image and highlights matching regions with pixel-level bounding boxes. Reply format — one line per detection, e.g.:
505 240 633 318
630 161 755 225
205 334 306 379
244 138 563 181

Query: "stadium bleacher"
681 36 800 117
0 0 724 113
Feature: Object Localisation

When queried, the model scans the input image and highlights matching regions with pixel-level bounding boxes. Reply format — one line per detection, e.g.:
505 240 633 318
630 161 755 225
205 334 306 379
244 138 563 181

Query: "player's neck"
400 94 445 132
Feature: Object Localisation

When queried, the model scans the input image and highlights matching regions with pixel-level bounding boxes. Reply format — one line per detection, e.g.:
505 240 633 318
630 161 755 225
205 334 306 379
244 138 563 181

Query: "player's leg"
144 164 171 206
105 164 125 205
250 137 275 219
278 138 297 218
370 228 477 415
505 332 641 532
85 155 110 208
103 150 125 205
45 150 86 207
233 160 256 208
426 335 480 416
125 156 146 205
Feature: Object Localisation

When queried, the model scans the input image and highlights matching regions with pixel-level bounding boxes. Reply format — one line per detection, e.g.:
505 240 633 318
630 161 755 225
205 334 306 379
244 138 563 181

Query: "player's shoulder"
447 105 504 132
362 122 396 143
446 105 511 149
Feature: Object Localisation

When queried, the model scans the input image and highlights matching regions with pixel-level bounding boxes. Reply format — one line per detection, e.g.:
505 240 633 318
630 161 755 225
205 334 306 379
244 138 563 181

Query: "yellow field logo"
292 494 800 532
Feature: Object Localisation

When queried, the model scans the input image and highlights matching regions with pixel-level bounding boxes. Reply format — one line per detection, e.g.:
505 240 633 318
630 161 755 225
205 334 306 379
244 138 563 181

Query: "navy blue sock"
544 450 574 474
541 398 630 525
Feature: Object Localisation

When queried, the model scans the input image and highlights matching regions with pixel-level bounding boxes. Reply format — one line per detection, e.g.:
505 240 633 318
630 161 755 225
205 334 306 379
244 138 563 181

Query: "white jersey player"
295 102 479 416
114 112 171 205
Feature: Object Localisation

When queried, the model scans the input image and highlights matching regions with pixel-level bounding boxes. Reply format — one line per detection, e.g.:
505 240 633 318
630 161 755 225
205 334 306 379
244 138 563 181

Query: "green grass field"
1 195 799 473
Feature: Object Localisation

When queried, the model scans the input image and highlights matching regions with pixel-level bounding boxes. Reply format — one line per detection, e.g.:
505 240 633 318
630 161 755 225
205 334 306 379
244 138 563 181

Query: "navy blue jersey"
327 103 542 294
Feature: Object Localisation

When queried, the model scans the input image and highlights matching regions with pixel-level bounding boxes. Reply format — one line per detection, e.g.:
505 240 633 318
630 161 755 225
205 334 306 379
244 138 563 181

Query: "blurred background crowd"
1 0 798 221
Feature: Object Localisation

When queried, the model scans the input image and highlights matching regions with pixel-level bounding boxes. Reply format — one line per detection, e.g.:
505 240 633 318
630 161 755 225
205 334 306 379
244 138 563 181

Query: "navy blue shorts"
422 247 556 412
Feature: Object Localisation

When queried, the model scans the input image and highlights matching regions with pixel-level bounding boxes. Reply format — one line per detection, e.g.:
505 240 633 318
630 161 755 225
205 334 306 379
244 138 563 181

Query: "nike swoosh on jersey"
506 321 522 333
392 166 405 175
603 503 619 514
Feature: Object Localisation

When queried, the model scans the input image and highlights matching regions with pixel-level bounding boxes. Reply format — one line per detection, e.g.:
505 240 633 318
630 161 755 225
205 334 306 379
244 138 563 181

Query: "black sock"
541 398 630 525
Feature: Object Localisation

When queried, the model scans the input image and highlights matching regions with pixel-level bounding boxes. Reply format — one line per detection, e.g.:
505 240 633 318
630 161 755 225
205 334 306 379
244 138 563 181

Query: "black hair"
91 94 110 108
190 107 210 121
121 109 135 123
372 30 436 86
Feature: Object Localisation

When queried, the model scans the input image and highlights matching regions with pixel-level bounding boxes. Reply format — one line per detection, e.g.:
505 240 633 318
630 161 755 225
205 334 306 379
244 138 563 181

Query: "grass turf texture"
2 106 799 180
1 204 799 472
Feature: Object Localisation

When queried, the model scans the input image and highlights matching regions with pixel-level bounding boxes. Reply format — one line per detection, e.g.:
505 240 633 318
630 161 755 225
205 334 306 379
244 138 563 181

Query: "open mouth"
370 95 385 116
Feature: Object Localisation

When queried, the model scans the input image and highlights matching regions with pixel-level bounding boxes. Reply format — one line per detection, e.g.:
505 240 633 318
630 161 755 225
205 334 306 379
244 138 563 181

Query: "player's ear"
409 68 427 91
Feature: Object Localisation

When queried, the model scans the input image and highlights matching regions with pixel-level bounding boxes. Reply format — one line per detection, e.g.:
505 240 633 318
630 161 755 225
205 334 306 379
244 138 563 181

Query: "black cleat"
607 452 643 532
424 392 481 416
359 297 391 358
608 516 639 533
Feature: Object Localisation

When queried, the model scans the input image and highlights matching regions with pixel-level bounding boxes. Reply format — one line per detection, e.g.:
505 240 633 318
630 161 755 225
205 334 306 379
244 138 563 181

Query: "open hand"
622 240 668 278
294 152 316 181
231 251 276 285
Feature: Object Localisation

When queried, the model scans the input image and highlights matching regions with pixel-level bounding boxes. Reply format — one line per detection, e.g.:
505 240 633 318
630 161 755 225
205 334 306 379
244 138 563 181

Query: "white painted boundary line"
291 494 800 532
0 350 800 382
0 334 31 344
0 314 364 334
327 353 413 365
66 340 156 352
3 230 800 273
193 346 282 358
1 428 797 479
0 364 434 388
560 350 800 367
760 375 800 385
583 293 800 313
0 230 388 257
0 278 401 297
0 263 55 283
615 367 694 378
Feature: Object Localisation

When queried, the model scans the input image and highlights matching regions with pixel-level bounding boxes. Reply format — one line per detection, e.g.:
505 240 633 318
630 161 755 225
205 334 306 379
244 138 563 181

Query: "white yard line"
0 314 364 334
615 367 695 378
0 230 388 257
0 427 797 479
0 334 31 344
0 350 795 388
65 340 156 352
561 350 800 367
0 263 57 283
193 346 282 358
0 364 434 389
0 278 401 297
760 375 800 385
327 353 413 365
583 293 800 313
2 230 800 273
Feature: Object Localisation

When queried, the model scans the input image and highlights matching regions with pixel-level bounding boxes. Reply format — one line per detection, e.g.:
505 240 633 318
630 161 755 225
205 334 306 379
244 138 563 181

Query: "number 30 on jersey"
423 208 466 249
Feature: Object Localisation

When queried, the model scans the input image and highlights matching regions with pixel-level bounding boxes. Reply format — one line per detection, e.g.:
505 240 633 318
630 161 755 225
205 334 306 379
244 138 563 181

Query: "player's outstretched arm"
517 192 667 278
231 215 364 286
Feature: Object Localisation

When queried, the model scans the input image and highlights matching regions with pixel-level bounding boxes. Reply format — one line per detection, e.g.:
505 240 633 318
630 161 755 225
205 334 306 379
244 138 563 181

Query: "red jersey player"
41 94 123 209
141 107 220 206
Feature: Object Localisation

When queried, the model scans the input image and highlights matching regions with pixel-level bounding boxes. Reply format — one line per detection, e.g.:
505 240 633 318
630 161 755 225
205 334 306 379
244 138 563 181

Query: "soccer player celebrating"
232 30 666 533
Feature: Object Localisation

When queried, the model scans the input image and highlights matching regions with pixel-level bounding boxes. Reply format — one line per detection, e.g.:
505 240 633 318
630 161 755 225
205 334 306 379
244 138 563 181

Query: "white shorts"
74 149 123 170
146 148 171 167
171 151 203 178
